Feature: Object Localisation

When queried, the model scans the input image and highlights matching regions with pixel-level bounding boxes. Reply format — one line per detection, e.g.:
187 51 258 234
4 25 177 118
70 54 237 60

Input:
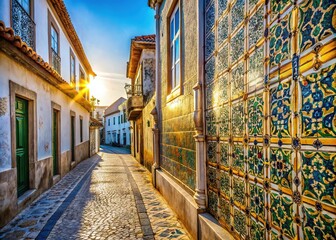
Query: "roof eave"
148 0 163 8
127 40 155 80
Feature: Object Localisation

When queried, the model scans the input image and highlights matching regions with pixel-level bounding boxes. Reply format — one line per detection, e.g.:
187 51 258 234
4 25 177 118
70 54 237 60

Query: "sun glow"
87 76 105 96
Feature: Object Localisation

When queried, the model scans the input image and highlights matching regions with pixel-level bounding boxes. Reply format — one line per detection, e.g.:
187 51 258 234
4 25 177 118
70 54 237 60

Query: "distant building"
92 105 107 143
104 97 130 146
92 105 108 125
126 34 155 170
0 0 97 227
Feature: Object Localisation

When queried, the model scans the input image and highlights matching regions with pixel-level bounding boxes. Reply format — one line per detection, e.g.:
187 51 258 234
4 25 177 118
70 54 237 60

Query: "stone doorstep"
53 175 61 185
18 189 38 212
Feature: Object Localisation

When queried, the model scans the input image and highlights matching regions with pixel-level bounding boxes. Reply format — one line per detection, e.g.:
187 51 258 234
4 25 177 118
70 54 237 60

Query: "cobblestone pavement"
0 146 191 240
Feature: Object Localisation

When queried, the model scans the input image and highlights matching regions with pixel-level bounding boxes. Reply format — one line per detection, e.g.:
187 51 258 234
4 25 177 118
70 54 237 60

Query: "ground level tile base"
155 169 198 239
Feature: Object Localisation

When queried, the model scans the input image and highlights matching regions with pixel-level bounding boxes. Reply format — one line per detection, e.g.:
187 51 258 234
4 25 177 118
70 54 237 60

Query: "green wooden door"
16 97 29 197
52 110 58 175
71 116 75 162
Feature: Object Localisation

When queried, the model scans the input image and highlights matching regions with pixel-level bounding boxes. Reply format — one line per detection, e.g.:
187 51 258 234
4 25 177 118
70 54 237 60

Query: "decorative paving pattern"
0 155 100 240
126 155 191 240
0 146 191 240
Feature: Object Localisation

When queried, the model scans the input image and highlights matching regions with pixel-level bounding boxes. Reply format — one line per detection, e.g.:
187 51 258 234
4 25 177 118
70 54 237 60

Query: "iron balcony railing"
12 0 36 49
51 49 61 74
124 84 142 98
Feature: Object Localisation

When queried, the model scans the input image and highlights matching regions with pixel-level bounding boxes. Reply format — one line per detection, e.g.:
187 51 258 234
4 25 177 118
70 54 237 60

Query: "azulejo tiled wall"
160 0 197 191
205 0 335 239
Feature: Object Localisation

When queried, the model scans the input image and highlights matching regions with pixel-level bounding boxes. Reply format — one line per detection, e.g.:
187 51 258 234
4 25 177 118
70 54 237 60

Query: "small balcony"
12 0 36 49
125 84 144 120
51 49 61 74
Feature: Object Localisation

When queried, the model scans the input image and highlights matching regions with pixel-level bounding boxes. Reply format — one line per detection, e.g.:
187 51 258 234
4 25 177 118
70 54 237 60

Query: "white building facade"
0 0 95 227
104 98 131 146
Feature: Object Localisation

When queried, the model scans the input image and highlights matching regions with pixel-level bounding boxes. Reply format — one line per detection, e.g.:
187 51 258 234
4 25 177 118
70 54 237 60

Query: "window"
70 50 76 86
79 67 85 95
123 110 127 122
48 12 60 74
17 0 31 14
12 0 35 49
118 116 120 124
108 119 110 126
113 117 115 125
80 117 83 142
169 4 181 91
51 26 58 54
121 114 123 123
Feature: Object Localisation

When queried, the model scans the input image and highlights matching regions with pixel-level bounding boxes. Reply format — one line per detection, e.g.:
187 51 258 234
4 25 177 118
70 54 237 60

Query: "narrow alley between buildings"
0 146 191 240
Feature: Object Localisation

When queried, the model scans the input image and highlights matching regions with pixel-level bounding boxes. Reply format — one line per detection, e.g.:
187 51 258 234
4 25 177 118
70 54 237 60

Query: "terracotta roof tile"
104 97 126 117
0 21 91 112
133 34 156 43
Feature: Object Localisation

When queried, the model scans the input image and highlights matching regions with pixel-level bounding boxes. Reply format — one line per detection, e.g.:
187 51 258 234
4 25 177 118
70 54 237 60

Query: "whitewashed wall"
0 52 90 172
105 111 131 145
0 0 89 90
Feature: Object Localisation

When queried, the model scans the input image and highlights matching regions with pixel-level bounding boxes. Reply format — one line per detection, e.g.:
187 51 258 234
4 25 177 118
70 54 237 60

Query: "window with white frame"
169 4 180 91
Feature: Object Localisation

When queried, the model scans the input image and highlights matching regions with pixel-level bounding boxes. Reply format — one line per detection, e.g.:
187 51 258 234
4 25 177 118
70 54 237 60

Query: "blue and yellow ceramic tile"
301 151 335 206
250 218 266 240
249 183 265 220
248 95 264 136
302 203 336 239
298 0 336 53
248 145 264 178
270 79 292 138
270 191 295 238
269 14 291 68
270 148 293 189
300 63 336 138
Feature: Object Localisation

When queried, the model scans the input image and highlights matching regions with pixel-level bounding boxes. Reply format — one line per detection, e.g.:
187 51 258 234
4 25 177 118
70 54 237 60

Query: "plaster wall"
105 112 131 146
0 52 89 171
139 49 155 102
142 96 155 171
0 0 90 89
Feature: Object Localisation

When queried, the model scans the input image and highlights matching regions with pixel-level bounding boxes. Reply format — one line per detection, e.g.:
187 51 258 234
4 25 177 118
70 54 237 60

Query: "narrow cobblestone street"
0 146 191 240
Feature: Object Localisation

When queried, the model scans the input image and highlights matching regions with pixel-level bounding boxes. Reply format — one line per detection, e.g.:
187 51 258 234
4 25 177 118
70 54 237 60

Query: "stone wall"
75 140 90 164
142 96 155 171
159 0 198 191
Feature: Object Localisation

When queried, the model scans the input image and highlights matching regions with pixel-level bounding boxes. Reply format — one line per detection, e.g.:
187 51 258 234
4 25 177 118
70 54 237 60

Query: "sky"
63 0 155 106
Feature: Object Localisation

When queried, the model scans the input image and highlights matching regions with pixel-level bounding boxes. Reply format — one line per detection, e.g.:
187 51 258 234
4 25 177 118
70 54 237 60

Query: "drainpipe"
193 0 206 210
151 1 161 187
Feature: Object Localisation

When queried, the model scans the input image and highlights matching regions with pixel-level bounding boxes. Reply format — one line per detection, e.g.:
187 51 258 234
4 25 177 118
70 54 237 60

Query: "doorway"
52 109 59 175
71 115 75 162
15 97 29 197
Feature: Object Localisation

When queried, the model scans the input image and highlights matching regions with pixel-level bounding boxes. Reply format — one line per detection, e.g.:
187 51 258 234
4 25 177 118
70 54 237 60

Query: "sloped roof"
148 0 163 8
0 21 91 111
104 97 126 117
133 34 156 43
126 34 156 80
